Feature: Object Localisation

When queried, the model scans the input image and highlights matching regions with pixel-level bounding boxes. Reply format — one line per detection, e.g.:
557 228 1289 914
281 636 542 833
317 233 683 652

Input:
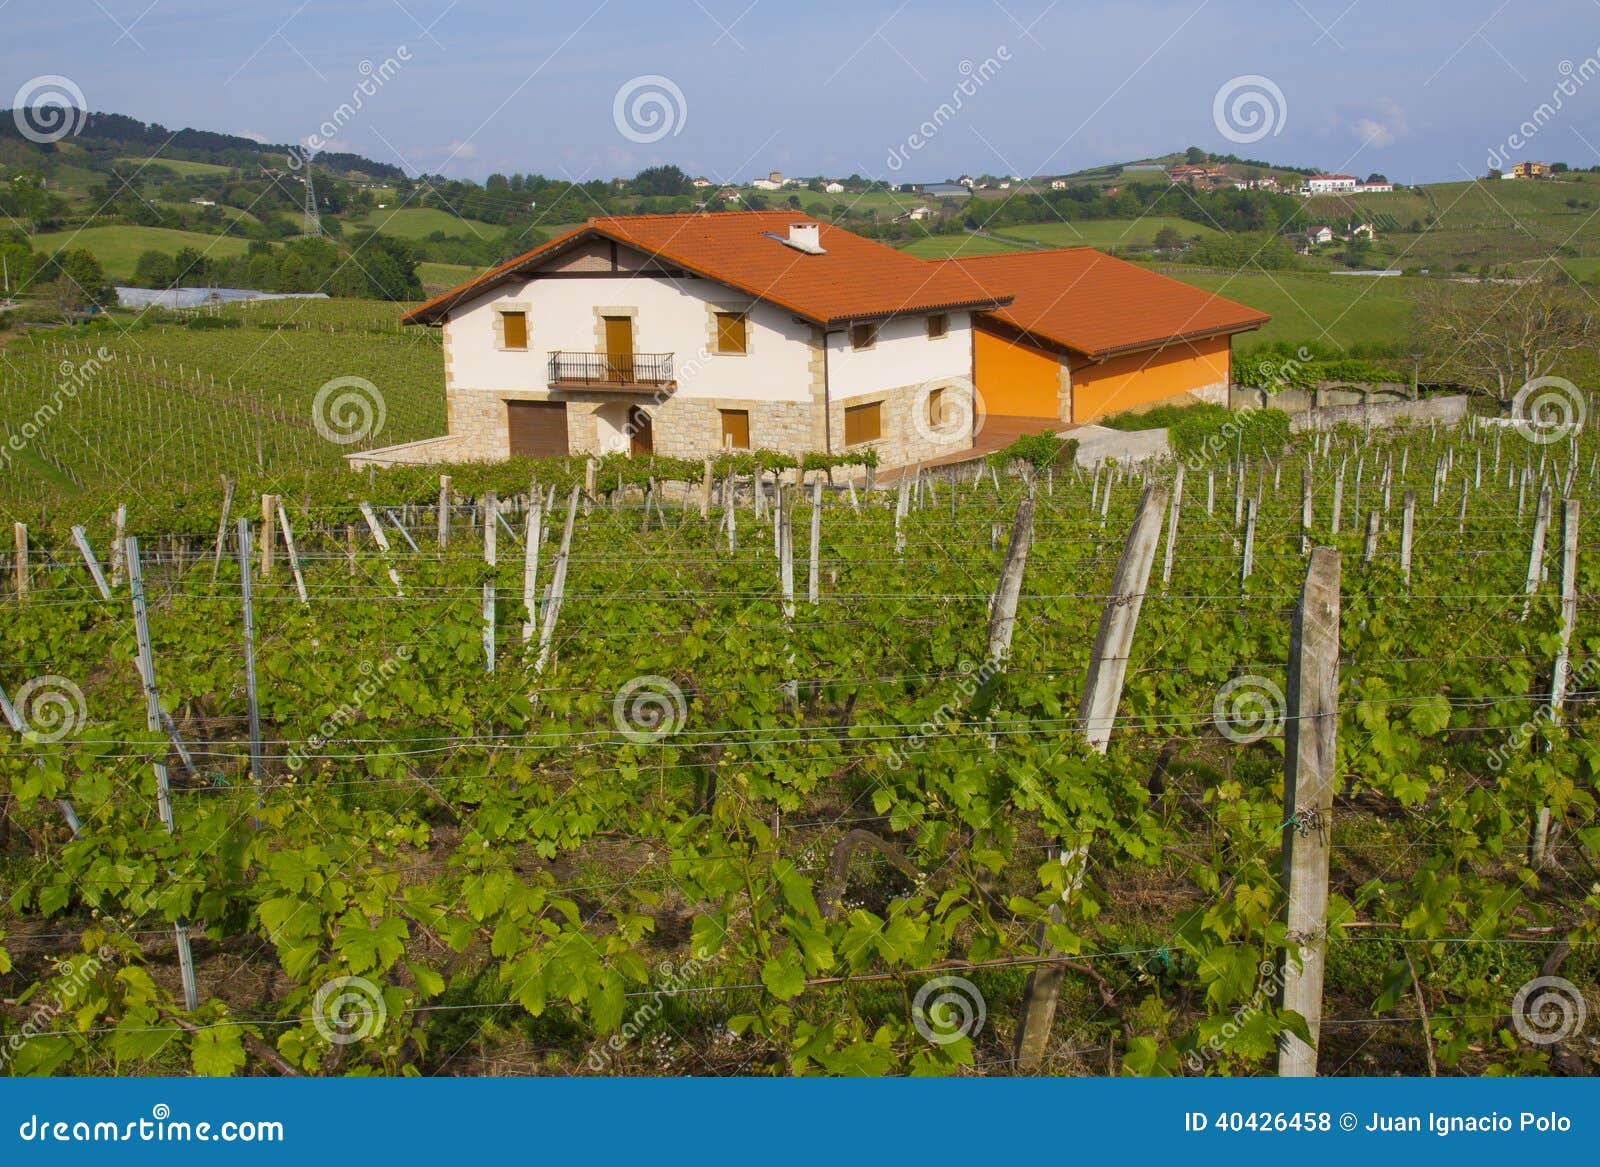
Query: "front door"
628 407 653 457
604 315 634 383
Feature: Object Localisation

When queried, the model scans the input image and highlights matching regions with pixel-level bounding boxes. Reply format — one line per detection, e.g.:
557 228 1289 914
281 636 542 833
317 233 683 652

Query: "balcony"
548 350 675 392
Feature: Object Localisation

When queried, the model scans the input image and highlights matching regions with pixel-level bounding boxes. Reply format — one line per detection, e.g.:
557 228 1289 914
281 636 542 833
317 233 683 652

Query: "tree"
1365 173 1388 184
1153 225 1183 250
1185 146 1207 164
134 249 177 289
632 165 689 197
1415 279 1597 405
40 249 114 307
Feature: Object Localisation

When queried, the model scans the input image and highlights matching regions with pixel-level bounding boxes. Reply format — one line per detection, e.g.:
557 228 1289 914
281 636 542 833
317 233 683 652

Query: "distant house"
823 181 845 194
1350 222 1377 240
1303 174 1359 195
919 182 970 199
1050 179 1068 190
751 178 782 191
1505 161 1551 180
717 188 742 202
691 177 713 189
189 198 217 207
1355 181 1394 193
1306 226 1335 245
957 175 976 188
906 206 934 221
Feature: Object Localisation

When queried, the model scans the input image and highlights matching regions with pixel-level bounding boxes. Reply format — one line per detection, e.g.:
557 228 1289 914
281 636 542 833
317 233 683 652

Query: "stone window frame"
850 321 879 352
592 305 639 354
494 302 531 352
706 301 756 357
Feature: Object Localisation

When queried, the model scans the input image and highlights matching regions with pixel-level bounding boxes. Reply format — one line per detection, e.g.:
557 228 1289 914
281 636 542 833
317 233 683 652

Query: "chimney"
785 222 824 254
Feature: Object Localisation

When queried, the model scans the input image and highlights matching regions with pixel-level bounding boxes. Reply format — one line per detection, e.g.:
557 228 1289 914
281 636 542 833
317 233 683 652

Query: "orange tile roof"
940 248 1269 359
402 212 1011 327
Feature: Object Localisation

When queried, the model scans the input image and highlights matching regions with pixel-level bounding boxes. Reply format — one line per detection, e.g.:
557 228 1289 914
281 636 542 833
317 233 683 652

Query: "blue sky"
6 0 1600 184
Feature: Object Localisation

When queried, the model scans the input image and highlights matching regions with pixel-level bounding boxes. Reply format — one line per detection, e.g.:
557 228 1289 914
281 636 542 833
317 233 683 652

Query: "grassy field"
897 234 1030 259
1167 270 1420 350
996 216 1225 248
29 225 257 279
351 207 503 240
117 156 237 177
417 261 478 290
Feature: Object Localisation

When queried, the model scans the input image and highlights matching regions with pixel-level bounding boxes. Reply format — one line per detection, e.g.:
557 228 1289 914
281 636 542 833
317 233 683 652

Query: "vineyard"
0 418 1596 1078
0 302 442 510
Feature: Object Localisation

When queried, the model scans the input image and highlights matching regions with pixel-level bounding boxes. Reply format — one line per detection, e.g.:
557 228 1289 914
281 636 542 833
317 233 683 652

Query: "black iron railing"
548 351 674 387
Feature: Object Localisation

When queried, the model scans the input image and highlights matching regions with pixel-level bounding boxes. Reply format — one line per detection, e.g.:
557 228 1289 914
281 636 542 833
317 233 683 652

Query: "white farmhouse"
823 181 845 194
1302 173 1359 195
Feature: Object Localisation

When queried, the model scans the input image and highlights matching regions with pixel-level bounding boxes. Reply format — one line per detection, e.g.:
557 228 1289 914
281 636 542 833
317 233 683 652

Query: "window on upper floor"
850 322 877 351
501 310 528 350
715 311 748 354
927 313 948 339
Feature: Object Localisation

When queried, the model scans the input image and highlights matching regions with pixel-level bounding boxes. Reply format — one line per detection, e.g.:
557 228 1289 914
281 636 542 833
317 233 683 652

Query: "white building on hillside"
1302 173 1359 195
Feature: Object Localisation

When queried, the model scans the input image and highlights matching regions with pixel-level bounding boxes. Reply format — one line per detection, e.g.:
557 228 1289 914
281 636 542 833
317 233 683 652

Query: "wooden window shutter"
927 387 945 428
716 312 748 354
927 313 948 339
844 401 881 445
502 311 528 350
850 323 876 350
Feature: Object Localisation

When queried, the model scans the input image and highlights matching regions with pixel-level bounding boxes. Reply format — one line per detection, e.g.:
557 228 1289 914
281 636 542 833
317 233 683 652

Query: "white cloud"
1347 97 1408 147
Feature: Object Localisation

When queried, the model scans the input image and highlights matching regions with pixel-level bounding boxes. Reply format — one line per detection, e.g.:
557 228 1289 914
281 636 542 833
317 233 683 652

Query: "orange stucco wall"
1070 336 1232 423
973 326 1062 418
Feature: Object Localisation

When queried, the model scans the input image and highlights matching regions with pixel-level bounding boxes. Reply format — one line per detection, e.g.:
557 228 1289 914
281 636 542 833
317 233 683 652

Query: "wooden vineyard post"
1532 498 1580 869
1161 462 1183 588
438 475 452 550
583 458 597 514
522 497 543 643
483 492 498 673
276 500 308 606
235 520 265 806
1522 482 1552 619
1278 547 1341 1078
1331 462 1344 536
894 476 909 556
71 525 113 600
1399 490 1416 586
12 523 27 600
1014 484 1167 1071
986 490 1035 664
700 458 713 519
127 537 201 1012
259 494 277 579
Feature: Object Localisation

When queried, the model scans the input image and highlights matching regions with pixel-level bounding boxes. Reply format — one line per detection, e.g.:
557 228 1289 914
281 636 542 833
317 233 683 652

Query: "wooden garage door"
507 401 568 458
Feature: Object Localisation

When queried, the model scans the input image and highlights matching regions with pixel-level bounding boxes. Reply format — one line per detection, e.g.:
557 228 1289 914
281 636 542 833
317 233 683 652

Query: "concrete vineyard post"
276 500 308 606
1533 498 1579 869
71 525 112 600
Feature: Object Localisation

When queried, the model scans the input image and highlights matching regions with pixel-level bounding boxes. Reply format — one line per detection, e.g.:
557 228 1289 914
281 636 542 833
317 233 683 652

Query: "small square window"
715 311 748 354
720 409 750 450
501 311 528 350
844 401 881 445
927 313 948 339
850 322 877 351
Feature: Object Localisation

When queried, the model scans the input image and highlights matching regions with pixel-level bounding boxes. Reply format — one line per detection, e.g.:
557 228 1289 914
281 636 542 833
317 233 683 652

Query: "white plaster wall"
827 311 973 400
445 274 815 402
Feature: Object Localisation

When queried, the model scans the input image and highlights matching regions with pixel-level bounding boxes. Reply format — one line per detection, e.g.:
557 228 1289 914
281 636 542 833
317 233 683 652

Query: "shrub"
1168 406 1290 463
